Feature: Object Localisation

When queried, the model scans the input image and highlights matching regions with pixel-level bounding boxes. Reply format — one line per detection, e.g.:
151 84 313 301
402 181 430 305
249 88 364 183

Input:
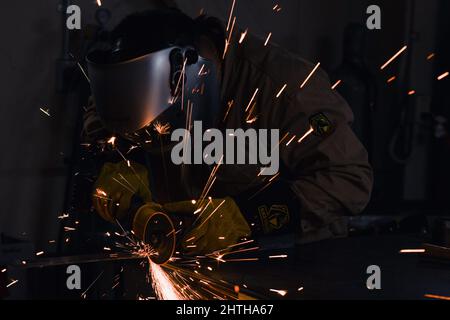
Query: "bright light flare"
245 88 259 112
149 261 185 300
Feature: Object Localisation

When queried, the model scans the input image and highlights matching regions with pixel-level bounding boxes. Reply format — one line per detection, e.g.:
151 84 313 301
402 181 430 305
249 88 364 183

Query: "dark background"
0 0 449 299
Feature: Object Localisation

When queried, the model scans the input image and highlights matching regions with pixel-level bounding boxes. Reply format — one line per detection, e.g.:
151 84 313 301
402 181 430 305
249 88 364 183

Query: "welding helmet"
85 8 224 147
86 46 221 146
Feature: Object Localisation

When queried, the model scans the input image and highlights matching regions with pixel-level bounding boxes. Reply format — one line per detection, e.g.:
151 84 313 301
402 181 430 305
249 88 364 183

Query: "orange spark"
239 29 248 44
153 121 171 135
408 90 416 96
225 258 259 262
196 200 227 229
226 0 236 32
6 279 18 288
276 84 287 98
227 239 255 249
107 136 116 146
223 16 236 59
96 188 107 197
298 126 314 144
198 64 207 76
264 32 272 46
381 45 407 70
270 289 287 296
424 294 450 301
269 254 288 259
58 213 69 219
387 76 396 83
437 72 449 81
399 249 425 254
246 116 258 124
268 173 281 183
331 80 342 90
40 107 51 117
286 135 296 146
300 62 321 89
245 88 259 112
149 261 184 300
223 100 234 122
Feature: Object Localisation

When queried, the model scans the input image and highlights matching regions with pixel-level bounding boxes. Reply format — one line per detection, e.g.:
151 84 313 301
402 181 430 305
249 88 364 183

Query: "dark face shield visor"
86 47 221 145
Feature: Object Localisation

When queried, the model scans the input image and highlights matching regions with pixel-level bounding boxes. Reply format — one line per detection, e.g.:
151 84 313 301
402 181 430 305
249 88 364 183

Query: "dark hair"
110 9 225 61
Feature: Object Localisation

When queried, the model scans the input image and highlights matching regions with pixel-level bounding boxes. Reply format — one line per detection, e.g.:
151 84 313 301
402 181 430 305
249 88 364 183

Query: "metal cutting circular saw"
133 205 176 265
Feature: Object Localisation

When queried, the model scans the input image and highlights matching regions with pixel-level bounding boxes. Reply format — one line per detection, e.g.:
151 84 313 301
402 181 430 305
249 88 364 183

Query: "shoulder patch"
309 113 334 137
258 205 290 234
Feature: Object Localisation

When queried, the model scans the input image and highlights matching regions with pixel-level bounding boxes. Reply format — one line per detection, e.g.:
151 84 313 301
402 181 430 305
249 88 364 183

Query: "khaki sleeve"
280 68 373 230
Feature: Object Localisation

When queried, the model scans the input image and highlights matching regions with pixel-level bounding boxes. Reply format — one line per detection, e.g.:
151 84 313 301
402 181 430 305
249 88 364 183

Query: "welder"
85 8 373 261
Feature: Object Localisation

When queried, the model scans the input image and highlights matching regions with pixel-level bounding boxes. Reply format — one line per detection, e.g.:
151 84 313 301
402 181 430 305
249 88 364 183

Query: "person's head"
87 9 225 139
109 8 225 65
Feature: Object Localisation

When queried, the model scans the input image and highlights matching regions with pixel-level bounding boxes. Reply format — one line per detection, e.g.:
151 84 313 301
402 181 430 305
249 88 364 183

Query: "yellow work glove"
92 161 152 222
163 198 251 255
